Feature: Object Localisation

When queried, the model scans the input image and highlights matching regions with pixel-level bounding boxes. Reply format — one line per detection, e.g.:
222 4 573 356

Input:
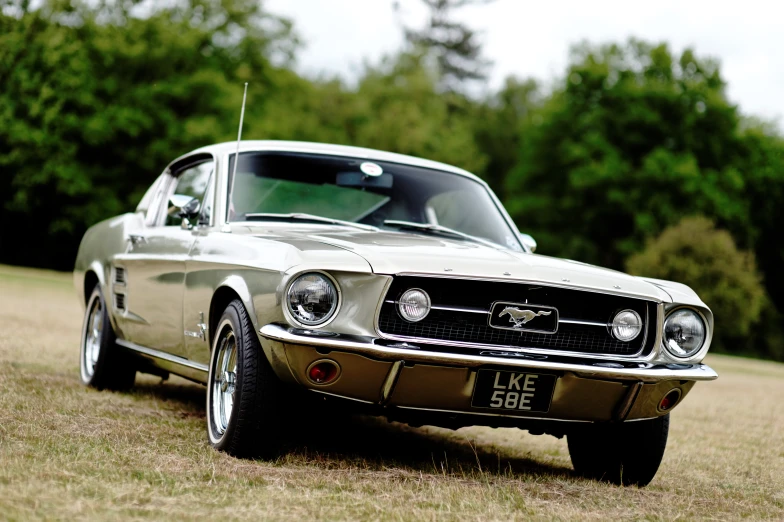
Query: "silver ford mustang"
74 140 717 486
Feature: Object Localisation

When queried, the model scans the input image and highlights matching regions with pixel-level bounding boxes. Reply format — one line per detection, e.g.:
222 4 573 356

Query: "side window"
165 161 214 227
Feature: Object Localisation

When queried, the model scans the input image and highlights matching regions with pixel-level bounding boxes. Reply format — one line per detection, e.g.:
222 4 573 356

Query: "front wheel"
206 299 285 458
567 414 669 487
80 285 136 391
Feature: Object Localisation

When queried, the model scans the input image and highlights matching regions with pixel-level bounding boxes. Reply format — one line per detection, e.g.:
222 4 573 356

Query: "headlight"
611 309 642 341
663 309 706 358
287 273 338 326
398 288 431 322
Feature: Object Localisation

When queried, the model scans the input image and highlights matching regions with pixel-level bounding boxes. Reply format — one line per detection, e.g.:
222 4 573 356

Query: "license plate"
471 370 557 413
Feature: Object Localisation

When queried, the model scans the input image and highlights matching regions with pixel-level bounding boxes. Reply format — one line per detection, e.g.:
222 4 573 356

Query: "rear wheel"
80 285 136 391
206 299 285 458
567 414 669 487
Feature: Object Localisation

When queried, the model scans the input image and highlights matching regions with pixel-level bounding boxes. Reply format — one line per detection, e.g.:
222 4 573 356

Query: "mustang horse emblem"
498 307 552 328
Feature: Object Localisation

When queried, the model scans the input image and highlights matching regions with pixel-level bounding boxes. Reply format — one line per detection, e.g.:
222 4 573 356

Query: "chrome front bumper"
259 324 717 423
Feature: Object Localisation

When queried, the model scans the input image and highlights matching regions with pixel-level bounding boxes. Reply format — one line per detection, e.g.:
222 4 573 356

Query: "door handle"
128 234 146 245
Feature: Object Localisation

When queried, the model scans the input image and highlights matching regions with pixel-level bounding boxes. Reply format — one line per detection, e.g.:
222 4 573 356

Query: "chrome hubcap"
220 370 235 393
211 329 237 436
82 297 103 378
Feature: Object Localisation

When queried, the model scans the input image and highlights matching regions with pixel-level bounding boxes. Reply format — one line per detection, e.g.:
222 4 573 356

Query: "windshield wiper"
382 220 501 249
244 213 377 231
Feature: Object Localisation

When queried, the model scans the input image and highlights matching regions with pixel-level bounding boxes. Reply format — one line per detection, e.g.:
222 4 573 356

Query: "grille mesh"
378 277 656 356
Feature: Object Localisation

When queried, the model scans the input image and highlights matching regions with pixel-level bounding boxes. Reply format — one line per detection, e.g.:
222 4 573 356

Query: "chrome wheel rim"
81 294 103 380
210 327 237 437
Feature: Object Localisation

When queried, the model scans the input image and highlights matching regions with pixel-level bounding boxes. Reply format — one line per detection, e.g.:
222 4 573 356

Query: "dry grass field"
0 264 783 521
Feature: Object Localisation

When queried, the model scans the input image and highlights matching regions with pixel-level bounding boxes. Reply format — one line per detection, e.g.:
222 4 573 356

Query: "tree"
735 125 784 313
627 217 766 351
505 40 752 269
396 0 493 93
0 0 296 269
472 77 540 197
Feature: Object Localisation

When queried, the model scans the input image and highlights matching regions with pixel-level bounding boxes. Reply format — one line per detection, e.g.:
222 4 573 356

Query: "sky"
266 0 784 127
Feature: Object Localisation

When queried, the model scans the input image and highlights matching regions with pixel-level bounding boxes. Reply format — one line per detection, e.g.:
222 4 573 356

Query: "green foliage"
472 77 540 197
735 125 784 313
498 33 784 356
399 0 493 92
626 217 780 359
0 0 293 267
506 40 751 267
503 39 784 338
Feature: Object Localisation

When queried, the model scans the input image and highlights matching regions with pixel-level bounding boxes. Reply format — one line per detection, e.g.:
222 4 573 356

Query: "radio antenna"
231 82 248 187
226 82 248 225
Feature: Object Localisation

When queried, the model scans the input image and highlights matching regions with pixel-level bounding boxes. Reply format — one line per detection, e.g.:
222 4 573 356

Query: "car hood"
239 225 672 302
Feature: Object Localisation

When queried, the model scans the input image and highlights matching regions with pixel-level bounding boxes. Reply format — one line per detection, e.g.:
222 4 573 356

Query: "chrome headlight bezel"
284 271 341 328
662 306 707 359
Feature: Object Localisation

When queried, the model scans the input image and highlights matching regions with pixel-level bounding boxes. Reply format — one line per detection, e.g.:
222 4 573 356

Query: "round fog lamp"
611 310 642 341
398 288 431 322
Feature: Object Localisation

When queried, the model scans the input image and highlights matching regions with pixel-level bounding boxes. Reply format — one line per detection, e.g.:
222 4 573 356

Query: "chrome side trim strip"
116 339 208 383
260 324 718 383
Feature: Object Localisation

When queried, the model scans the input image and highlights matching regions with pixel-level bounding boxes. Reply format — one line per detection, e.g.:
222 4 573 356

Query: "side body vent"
114 266 126 285
114 293 126 311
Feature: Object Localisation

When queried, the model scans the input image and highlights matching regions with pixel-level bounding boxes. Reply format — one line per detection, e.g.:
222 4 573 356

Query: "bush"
626 216 766 354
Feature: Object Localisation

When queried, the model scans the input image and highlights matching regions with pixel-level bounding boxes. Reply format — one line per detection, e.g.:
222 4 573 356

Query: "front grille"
377 276 657 356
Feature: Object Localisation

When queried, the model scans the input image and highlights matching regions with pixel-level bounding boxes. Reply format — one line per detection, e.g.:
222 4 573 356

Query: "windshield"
227 151 522 251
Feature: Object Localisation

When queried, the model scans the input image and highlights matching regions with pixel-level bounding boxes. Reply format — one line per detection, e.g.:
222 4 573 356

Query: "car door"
116 155 214 356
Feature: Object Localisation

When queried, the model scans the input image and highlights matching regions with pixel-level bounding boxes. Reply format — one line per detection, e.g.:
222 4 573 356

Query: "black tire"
80 284 136 391
567 414 669 487
206 299 285 458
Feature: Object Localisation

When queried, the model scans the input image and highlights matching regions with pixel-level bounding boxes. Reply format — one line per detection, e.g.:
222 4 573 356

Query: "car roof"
180 140 485 184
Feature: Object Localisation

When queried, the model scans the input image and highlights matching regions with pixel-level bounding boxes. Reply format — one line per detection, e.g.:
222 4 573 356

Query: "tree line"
1 0 782 360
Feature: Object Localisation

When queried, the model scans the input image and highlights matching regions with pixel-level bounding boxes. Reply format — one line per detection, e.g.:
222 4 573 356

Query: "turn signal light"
658 388 682 412
307 360 340 385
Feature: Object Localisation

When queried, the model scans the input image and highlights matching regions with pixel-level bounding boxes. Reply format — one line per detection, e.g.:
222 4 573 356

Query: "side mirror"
169 194 200 217
168 194 201 229
519 233 537 253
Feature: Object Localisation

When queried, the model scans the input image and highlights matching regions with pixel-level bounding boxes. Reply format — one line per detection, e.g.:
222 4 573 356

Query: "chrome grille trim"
559 318 608 327
375 275 656 360
385 300 488 315
385 301 632 327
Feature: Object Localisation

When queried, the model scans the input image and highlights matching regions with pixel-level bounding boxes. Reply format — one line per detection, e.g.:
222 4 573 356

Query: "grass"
0 264 783 521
